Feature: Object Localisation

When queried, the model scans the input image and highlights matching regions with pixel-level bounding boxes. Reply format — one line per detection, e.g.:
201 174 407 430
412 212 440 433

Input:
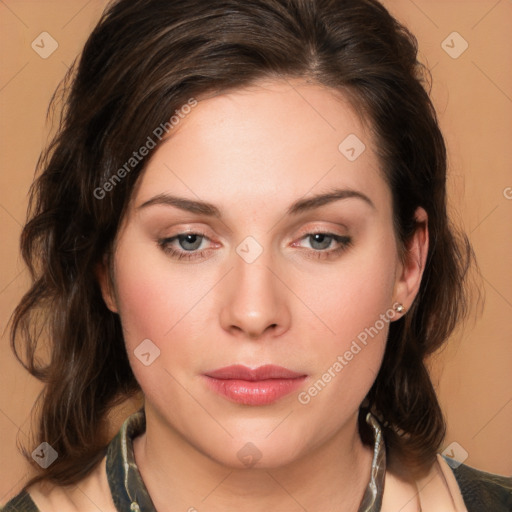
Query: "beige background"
1 0 511 502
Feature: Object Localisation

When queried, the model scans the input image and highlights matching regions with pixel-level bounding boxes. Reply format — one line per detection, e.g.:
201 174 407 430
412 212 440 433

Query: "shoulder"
441 454 512 512
1 455 116 512
1 489 39 512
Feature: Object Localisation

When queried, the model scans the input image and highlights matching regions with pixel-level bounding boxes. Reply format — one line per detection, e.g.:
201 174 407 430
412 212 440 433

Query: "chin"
202 430 309 470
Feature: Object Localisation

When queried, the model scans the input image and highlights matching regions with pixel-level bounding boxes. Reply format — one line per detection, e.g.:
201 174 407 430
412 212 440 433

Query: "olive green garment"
2 408 511 511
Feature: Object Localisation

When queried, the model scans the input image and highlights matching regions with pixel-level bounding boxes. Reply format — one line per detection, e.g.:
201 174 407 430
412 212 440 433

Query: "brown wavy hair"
10 0 477 489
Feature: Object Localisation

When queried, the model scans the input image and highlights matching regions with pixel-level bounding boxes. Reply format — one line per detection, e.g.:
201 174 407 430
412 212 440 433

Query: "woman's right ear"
95 256 119 313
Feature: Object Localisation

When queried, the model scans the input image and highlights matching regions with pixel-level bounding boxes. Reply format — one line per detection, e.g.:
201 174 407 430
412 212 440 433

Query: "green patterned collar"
106 408 386 512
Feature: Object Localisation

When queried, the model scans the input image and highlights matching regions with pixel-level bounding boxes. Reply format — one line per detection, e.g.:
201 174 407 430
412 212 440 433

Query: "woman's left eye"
158 231 352 262
292 232 353 260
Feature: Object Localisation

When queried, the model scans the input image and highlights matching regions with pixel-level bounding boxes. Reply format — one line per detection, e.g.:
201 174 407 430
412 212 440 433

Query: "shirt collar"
106 408 386 512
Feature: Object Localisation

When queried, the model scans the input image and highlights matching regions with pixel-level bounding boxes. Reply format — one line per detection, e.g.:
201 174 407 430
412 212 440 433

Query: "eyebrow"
137 187 375 217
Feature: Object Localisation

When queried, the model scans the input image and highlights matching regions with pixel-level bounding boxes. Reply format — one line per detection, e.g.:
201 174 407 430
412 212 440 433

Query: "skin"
98 78 429 512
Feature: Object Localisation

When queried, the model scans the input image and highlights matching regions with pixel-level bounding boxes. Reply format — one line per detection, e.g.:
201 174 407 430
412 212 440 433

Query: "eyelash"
158 230 352 262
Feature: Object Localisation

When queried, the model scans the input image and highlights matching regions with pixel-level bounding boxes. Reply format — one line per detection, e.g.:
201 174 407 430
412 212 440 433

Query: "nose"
219 250 291 340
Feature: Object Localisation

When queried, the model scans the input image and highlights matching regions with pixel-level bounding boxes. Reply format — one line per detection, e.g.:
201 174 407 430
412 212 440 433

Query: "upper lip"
204 364 305 381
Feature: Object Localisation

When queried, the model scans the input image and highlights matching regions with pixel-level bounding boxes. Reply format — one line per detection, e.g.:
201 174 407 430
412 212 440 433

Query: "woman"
3 0 511 510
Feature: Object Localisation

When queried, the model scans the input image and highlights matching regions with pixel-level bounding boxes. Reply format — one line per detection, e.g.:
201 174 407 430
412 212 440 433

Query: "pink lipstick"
203 364 307 406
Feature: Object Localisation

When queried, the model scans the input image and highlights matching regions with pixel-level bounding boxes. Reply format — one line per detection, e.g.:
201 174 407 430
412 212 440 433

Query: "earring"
394 303 406 314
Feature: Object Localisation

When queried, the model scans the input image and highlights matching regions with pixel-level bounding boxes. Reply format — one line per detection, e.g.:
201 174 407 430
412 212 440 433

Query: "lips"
205 364 304 381
203 364 307 406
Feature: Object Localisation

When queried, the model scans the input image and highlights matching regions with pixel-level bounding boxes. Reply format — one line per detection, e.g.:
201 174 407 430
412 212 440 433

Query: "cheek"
292 235 397 409
298 234 397 345
112 247 217 412
112 240 211 361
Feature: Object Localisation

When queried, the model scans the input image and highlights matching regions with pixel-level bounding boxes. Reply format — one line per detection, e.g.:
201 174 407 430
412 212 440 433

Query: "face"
99 78 427 469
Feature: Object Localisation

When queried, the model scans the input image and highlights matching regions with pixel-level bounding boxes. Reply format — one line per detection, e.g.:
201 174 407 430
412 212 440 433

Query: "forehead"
129 78 390 221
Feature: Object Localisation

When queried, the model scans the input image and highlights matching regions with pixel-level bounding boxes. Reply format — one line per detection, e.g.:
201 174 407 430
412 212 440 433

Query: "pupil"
312 233 330 250
180 234 201 250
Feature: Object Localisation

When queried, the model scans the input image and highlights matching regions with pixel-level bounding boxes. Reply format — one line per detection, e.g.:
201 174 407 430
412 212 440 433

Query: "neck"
133 405 374 512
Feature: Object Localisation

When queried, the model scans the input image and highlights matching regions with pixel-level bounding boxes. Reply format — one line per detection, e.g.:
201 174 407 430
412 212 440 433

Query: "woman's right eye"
158 232 213 261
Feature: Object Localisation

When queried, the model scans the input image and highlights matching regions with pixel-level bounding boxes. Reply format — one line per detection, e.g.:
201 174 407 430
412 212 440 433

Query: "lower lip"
203 376 307 406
